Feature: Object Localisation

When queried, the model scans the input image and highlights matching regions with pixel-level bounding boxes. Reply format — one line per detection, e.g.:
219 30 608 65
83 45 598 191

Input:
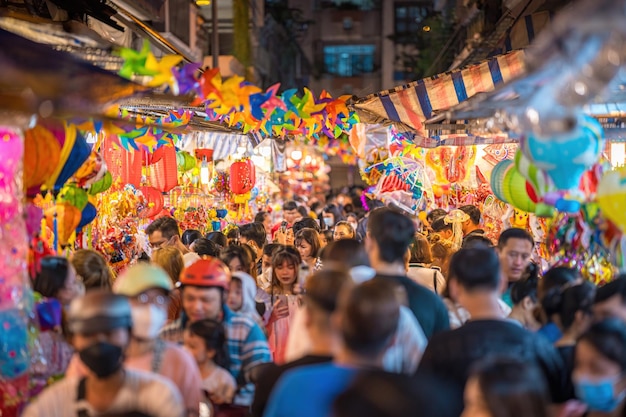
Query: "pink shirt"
65 341 202 416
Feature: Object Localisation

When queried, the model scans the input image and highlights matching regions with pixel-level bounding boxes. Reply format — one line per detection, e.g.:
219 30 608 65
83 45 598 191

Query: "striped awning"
352 50 526 137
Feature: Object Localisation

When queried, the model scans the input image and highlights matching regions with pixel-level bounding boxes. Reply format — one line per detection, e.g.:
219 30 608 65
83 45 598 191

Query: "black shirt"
251 355 332 417
374 274 450 339
419 319 567 416
557 345 576 400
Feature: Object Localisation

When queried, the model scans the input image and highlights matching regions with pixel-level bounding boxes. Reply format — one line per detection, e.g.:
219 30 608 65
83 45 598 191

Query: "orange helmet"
178 257 230 290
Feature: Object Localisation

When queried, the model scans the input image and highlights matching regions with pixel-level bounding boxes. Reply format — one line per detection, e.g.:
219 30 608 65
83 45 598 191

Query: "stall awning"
352 50 526 137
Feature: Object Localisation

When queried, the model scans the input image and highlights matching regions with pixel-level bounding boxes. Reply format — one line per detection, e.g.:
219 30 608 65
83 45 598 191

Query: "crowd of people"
21 195 626 417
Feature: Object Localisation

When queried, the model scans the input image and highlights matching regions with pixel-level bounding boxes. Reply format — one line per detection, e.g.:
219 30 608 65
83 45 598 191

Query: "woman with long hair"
151 246 185 322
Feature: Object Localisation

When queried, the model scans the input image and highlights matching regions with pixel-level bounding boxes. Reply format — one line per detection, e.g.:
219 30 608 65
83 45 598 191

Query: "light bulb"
291 150 303 161
200 159 210 184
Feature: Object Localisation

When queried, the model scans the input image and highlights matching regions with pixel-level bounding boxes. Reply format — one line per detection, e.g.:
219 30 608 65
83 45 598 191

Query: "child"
184 319 237 410
266 247 301 364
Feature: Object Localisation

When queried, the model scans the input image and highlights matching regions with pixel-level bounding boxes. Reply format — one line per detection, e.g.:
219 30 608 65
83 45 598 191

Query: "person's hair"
462 235 494 248
321 239 370 268
366 199 385 211
449 246 500 292
239 222 267 248
254 211 270 223
333 370 458 417
469 357 550 417
305 269 352 329
595 276 626 305
426 209 447 224
152 246 185 285
297 206 309 218
72 249 113 291
542 281 595 330
187 319 229 370
294 228 322 259
510 276 538 305
206 231 228 248
341 279 400 356
459 205 481 225
293 217 321 234
323 204 345 224
430 217 452 232
181 229 203 247
410 234 432 264
579 319 626 372
241 244 258 272
283 201 298 211
220 245 253 274
367 208 416 264
191 238 221 257
497 228 534 249
541 267 582 315
34 256 70 298
334 221 356 239
270 248 302 295
322 229 334 244
145 216 180 239
346 213 358 222
263 243 284 257
226 227 240 242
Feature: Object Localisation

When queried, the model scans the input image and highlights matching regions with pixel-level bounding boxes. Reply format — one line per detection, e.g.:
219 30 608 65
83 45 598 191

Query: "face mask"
323 218 333 227
131 304 167 341
575 376 626 412
79 342 124 379
348 222 358 231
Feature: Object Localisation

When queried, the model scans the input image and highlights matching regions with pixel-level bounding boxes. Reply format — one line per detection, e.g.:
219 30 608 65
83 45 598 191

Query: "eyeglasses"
149 236 174 249
135 293 168 306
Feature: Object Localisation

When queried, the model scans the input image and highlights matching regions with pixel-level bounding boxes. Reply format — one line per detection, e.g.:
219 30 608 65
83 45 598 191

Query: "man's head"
254 211 272 236
459 205 481 235
365 208 416 267
448 246 501 303
262 243 284 273
293 217 321 235
430 217 453 241
67 291 133 379
114 263 173 342
146 217 182 251
304 269 352 336
239 222 267 252
190 238 221 258
179 258 231 323
497 228 534 283
336 279 400 359
426 209 447 224
594 277 626 322
283 201 299 225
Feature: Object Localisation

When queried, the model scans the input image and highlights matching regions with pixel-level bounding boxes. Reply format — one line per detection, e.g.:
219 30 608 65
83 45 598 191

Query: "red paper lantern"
139 186 164 219
149 146 178 192
230 159 255 195
103 136 142 187
195 148 214 162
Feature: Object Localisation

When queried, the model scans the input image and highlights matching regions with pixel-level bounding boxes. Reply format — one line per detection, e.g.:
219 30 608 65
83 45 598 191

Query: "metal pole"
212 0 219 69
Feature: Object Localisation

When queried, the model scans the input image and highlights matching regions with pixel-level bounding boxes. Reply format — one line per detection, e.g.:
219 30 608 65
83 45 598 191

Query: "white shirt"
406 265 446 294
23 369 185 417
202 365 237 402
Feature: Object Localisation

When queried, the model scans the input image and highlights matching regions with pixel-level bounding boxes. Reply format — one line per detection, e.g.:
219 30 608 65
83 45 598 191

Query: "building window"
323 45 375 77
395 2 431 35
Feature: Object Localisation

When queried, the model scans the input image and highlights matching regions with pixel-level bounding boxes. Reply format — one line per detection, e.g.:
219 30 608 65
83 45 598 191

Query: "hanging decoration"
23 125 61 198
229 158 255 220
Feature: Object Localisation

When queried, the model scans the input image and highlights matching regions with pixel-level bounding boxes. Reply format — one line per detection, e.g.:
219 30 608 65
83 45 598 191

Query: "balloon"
490 159 514 203
58 184 88 211
45 202 82 247
46 126 91 193
88 171 113 195
0 309 29 379
23 125 61 197
597 167 626 232
249 187 259 201
0 128 23 178
523 115 604 191
25 203 43 240
77 203 97 231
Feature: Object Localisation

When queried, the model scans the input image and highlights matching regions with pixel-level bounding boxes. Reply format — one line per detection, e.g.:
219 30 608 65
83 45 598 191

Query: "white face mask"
348 222 358 231
131 304 168 341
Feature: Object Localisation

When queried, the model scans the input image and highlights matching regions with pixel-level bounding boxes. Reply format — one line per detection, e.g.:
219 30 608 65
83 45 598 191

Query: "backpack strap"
76 378 90 417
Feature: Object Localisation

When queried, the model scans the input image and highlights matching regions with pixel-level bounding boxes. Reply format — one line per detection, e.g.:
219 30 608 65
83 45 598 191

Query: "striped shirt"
160 306 271 406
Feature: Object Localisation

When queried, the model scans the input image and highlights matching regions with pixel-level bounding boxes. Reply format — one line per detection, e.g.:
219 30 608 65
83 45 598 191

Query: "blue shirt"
263 364 359 417
537 322 563 344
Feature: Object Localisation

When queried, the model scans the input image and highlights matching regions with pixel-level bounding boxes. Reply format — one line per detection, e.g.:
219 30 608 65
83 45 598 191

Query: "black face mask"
79 342 124 379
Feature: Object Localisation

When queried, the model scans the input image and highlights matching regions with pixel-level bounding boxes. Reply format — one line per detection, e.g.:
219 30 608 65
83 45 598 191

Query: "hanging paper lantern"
102 136 142 187
502 166 536 213
23 125 61 197
58 184 89 211
46 126 91 193
45 202 82 247
73 151 106 188
77 203 97 232
230 159 255 195
183 152 197 171
523 115 604 191
149 146 178 192
138 186 164 218
514 150 554 201
88 171 113 195
597 167 626 233
490 159 514 203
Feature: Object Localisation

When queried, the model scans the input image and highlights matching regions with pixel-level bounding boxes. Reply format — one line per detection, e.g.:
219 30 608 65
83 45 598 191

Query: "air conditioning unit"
155 0 202 61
